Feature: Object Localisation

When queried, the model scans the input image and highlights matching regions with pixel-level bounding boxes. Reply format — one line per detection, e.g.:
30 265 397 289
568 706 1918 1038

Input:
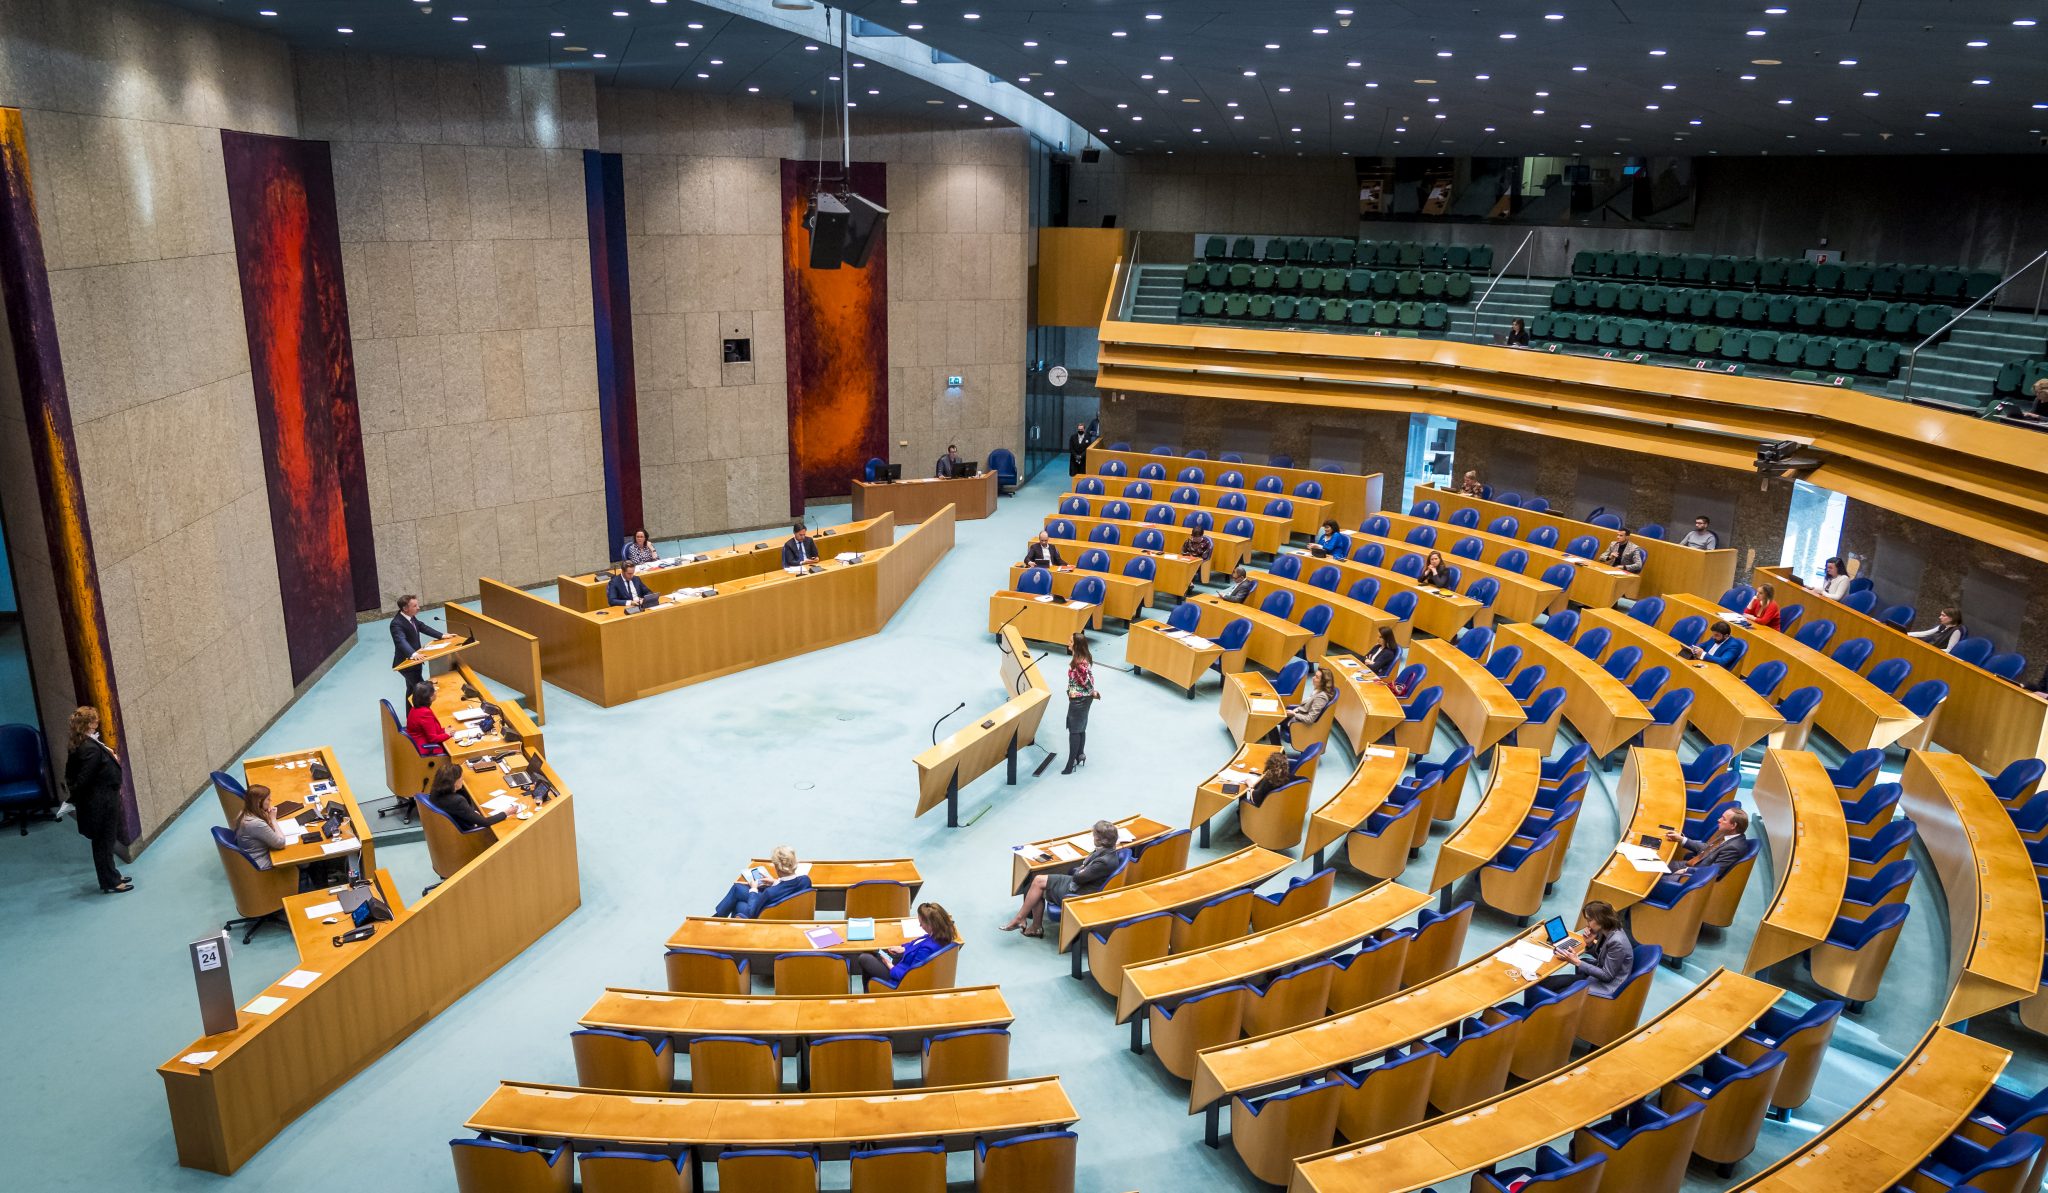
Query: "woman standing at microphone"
1062 633 1100 774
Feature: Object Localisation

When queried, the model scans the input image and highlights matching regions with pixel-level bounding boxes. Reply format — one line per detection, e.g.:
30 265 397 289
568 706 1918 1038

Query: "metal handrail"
1901 248 2048 400
1467 229 1537 341
1111 228 1143 321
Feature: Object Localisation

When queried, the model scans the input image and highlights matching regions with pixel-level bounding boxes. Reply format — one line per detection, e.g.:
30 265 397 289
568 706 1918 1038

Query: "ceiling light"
1433 113 1445 119
1313 28 1329 35
1414 78 1435 83
1531 109 1544 115
1499 32 1516 39
1053 58 1067 65
258 8 275 14
1740 74 1757 80
471 42 485 49
1689 119 1702 125
1226 101 1238 107
1243 69 1257 76
962 12 979 18
553 32 567 38
1746 29 1766 36
1474 74 1489 80
749 86 760 92
612 9 627 16
1814 115 1829 121
1436 50 1453 57
1111 30 1126 37
1346 60 1361 67
1571 64 1588 71
1649 48 1667 56
1342 100 1354 106
688 22 703 28
1336 8 1355 14
1776 97 1792 104
868 89 879 95
1863 90 1880 97
1264 43 1280 49
1535 90 1549 97
1967 40 1988 47
1764 6 1787 12
2016 18 2038 25
1394 126 1406 132
906 23 922 29
1233 114 1244 120
1645 104 1659 110
1838 58 1857 65
1156 88 1168 94
709 59 721 65
1365 81 1378 87
1925 111 1941 117
1146 12 1164 20
1116 103 1128 109
1132 115 1142 121
1160 54 1174 61
337 26 352 34
1974 78 1992 84
1579 123 1592 129
1043 91 1054 97
1545 12 1564 19
1023 40 1037 47
1291 126 1302 132
1140 73 1153 80
1342 114 1353 120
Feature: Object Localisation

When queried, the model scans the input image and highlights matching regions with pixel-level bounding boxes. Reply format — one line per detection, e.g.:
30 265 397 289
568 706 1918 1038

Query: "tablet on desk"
1541 915 1571 945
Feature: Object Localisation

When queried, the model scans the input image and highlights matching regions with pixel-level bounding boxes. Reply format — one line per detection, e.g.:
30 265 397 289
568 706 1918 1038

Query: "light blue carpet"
0 465 2035 1191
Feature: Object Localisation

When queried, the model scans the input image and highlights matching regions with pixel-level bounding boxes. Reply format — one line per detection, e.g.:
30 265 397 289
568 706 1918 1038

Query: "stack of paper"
1496 940 1554 974
482 794 520 815
803 926 843 949
1184 636 1214 648
1250 699 1282 712
1034 594 1056 604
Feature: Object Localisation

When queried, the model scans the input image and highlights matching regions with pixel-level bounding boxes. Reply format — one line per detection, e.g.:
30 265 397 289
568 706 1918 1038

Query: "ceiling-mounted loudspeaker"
839 193 889 268
1081 148 1102 163
805 193 849 270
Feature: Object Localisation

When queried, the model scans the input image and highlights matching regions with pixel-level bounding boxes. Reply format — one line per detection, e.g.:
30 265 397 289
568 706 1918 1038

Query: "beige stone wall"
0 0 299 840
297 50 606 604
600 91 1030 530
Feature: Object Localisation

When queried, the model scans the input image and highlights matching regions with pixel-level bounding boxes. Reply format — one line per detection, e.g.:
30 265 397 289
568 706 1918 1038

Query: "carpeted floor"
0 465 2035 1191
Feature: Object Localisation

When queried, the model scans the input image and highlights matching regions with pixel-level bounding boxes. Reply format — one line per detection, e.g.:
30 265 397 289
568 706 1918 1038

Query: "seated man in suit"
935 443 964 478
607 562 655 610
1022 531 1065 568
1597 528 1646 574
781 522 821 570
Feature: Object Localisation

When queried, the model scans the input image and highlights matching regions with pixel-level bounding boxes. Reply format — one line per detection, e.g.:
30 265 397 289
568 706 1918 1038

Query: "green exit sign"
947 375 963 387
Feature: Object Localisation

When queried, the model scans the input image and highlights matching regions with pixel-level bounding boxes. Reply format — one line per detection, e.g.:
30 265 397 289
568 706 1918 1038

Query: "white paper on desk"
482 794 519 814
1614 842 1660 863
1250 700 1282 712
278 969 320 989
180 1051 218 1065
835 551 863 563
320 839 361 857
1183 636 1214 648
1162 628 1187 638
1068 600 1095 610
794 862 813 878
452 707 488 723
1116 828 1135 844
1627 855 1671 873
1364 747 1399 758
898 919 926 940
1496 941 1553 972
244 995 288 1015
1033 594 1055 603
303 900 343 918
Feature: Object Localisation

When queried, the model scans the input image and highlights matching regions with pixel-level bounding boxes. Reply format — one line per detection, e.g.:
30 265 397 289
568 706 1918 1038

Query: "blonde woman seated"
1004 819 1120 938
711 845 812 918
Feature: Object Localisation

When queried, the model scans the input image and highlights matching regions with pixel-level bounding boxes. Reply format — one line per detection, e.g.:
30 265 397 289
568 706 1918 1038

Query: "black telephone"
333 924 376 946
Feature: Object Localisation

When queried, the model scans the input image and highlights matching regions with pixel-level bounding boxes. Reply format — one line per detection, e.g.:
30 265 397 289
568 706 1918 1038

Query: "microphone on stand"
931 702 967 745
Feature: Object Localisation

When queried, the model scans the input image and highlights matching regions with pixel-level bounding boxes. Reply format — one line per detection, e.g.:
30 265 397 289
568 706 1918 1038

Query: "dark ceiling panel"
156 0 2048 155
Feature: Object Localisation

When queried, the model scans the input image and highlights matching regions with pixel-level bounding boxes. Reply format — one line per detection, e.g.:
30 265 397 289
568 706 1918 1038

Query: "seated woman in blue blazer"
854 902 957 988
712 845 812 918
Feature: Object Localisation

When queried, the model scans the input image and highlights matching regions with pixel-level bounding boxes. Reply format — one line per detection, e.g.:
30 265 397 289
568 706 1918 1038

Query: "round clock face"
1048 365 1069 387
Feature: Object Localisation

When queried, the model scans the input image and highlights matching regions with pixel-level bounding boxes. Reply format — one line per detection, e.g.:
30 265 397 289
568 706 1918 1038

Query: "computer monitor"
952 460 980 479
880 462 902 482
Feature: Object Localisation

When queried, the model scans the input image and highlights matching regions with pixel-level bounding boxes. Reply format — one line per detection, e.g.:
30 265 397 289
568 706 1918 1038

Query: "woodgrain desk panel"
1580 609 1784 752
1493 624 1651 756
1418 487 1735 601
1088 446 1384 529
1281 554 1484 642
1408 638 1526 752
1585 748 1685 910
1306 746 1410 860
1045 513 1248 580
1323 654 1409 755
1058 846 1294 952
1011 814 1174 896
1006 562 1154 622
1192 594 1317 670
1058 491 1293 553
581 986 1012 1045
555 516 893 612
1252 570 1405 654
1428 746 1541 893
1744 750 1848 975
1375 510 1634 610
1091 476 1334 533
853 471 998 523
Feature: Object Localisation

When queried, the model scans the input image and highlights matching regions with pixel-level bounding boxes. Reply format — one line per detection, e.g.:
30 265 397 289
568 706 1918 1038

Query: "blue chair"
1793 619 1836 652
1355 542 1385 568
1137 502 1169 525
1122 480 1152 499
1450 508 1480 529
1298 605 1333 649
449 1138 571 1193
1601 644 1642 679
1538 562 1574 593
863 456 884 482
580 1149 690 1189
1138 462 1166 481
866 941 960 991
1164 601 1202 633
987 447 1019 492
1270 554 1303 581
1827 747 1884 796
1223 516 1255 538
1466 577 1499 609
1182 510 1214 532
1741 659 1786 701
1293 479 1323 499
1217 469 1245 487
1681 744 1732 791
1539 743 1591 788
1076 548 1110 572
1991 758 2046 806
1069 577 1106 607
1521 688 1566 734
1101 458 1128 477
1589 512 1623 530
1523 497 1550 512
1637 523 1665 540
1456 626 1494 661
1953 636 1995 667
1017 567 1052 596
1272 658 1313 700
1171 485 1199 504
1132 527 1165 552
1346 576 1380 604
1842 858 1915 912
1047 519 1076 540
1363 514 1391 537
1076 476 1105 496
1574 627 1612 659
1260 591 1295 619
1961 1084 2048 1193
1057 495 1090 517
1902 1133 2045 1193
1566 534 1600 556
1544 608 1580 641
1178 466 1205 484
1985 651 2027 680
1630 666 1672 703
1735 999 1845 1115
1865 656 1911 695
1268 454 1294 467
1404 525 1438 548
0 724 55 834
1842 589 1878 615
1830 636 1873 672
1627 596 1665 625
1716 585 1754 612
1528 525 1560 549
1088 524 1120 545
1495 491 1521 506
1665 614 1706 647
1307 565 1340 591
1451 535 1484 559
1391 554 1423 579
1473 1146 1604 1193
1108 441 1130 452
1898 679 1950 745
1263 498 1294 521
1842 782 1901 839
210 826 294 942
1409 498 1440 519
1666 1049 1788 1175
1256 475 1284 494
1580 944 1664 1045
1218 491 1247 512
1384 591 1417 622
1847 575 1873 595
1775 685 1823 734
1210 619 1253 675
1686 772 1738 818
1850 818 1917 877
1877 602 1914 628
1487 515 1520 537
1777 602 1804 632
1572 1100 1704 1189
1102 499 1132 520
1485 644 1524 680
1122 556 1156 583
1809 902 1911 1012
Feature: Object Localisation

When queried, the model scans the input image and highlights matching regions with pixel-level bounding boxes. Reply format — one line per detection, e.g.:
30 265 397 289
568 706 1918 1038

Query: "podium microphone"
931 702 967 745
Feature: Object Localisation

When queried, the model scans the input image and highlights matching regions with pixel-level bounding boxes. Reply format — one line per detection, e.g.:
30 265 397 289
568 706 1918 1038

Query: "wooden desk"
1007 562 1154 622
1324 654 1408 755
392 632 474 674
1759 565 2048 775
1579 609 1783 752
853 471 998 523
238 747 376 877
1011 814 1173 895
1418 486 1737 601
555 517 893 612
580 985 1013 1047
467 1076 1078 1152
1088 446 1384 529
1027 540 1201 597
1350 531 1566 623
1744 749 1849 975
1222 671 1290 747
1427 746 1542 894
1060 491 1294 554
1058 845 1294 952
1288 969 1782 1193
381 665 546 799
1282 553 1484 642
1255 568 1407 652
1493 623 1651 756
1192 743 1286 834
1127 619 1228 693
987 589 1100 648
1189 925 1570 1114
1307 746 1410 862
1046 513 1249 580
740 859 923 913
916 625 1053 825
1094 475 1335 534
1192 594 1317 669
1375 510 1636 610
1407 638 1525 751
482 507 953 707
161 759 578 1174
1654 595 1919 754
1118 885 1434 1023
1585 748 1685 910
1901 749 2046 1026
667 915 946 969
1729 1026 2010 1193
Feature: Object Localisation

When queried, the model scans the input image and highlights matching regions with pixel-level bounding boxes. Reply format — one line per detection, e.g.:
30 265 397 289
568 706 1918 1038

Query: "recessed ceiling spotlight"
2035 102 2048 109
1394 126 1406 132
1365 81 1378 87
804 44 818 50
1243 69 1257 76
337 26 353 34
1579 122 1592 128
1336 7 1354 14
709 59 722 65
1484 125 1496 131
1278 86 1292 92
1689 118 1702 125
1740 74 1757 80
611 10 626 16
1291 126 1302 132
2016 18 2037 25
1746 28 1767 36
1346 60 1361 67
1645 104 1659 110
1776 97 1792 104
1264 42 1280 49
687 22 703 28
1572 64 1588 72
1661 83 1677 90
1233 114 1244 120
1342 99 1355 106
1974 78 1992 84
1967 40 1988 47
1313 28 1329 35
1116 102 1128 109
1863 89 1879 96
471 43 485 49
1132 115 1143 121
1140 73 1153 80
1053 58 1067 65
1111 30 1126 37
1764 6 1787 13
1160 54 1174 61
1433 113 1446 119
1925 111 1941 117
1499 32 1516 39
749 86 761 92
1545 12 1564 19
1156 88 1168 94
1838 58 1857 65
1226 101 1238 107
1145 12 1163 20
1436 50 1453 57
1531 108 1544 115
554 32 567 38
1193 126 1203 131
1413 78 1435 83
452 15 468 22
1814 115 1829 121
962 12 979 18
1023 40 1037 47
1535 90 1549 97
906 23 922 29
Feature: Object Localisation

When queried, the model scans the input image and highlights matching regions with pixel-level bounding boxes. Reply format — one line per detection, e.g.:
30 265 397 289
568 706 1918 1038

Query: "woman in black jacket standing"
64 705 131 893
